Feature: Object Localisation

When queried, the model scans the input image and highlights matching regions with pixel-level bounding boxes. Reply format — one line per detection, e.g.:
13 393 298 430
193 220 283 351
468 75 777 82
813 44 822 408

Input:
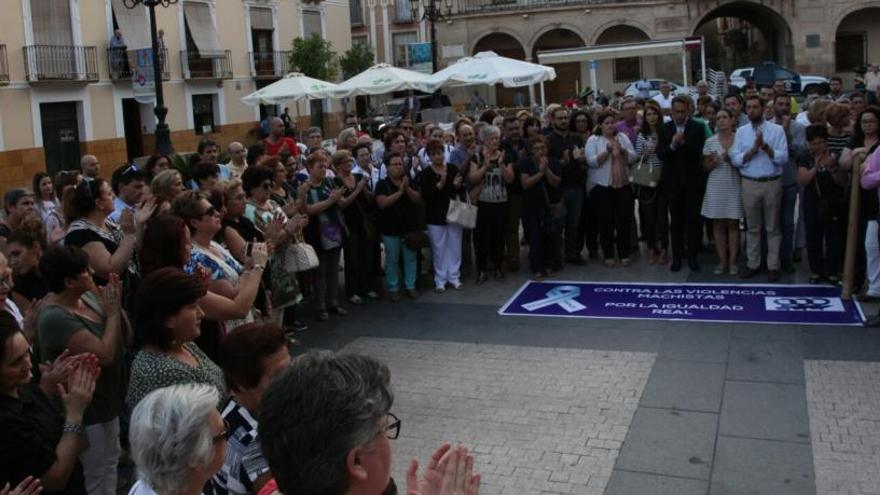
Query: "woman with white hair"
128 383 227 495
468 125 514 284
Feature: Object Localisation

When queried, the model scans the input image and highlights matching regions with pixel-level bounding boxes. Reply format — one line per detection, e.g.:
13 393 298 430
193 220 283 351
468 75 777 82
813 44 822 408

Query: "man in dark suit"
657 95 708 272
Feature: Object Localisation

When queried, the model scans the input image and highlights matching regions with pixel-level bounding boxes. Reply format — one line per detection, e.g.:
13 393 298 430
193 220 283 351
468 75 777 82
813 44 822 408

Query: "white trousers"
866 220 880 296
80 418 121 495
427 223 463 288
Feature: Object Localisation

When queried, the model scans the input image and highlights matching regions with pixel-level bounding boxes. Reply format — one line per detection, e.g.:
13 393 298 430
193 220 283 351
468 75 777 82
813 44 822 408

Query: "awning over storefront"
111 0 151 51
536 39 694 65
184 1 223 56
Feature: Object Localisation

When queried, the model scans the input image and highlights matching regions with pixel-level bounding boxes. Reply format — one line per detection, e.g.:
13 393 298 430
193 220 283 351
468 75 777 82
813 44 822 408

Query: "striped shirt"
211 400 270 495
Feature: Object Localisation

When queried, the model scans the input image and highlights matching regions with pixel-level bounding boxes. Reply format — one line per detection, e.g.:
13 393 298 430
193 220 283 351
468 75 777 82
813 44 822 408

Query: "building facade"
351 0 879 107
0 0 352 190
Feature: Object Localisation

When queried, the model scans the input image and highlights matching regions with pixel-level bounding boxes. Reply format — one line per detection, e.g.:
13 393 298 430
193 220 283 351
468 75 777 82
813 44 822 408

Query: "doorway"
122 98 144 161
39 102 80 175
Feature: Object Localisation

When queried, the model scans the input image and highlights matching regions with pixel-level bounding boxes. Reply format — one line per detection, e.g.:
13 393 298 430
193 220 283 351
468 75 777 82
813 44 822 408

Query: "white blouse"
585 134 637 188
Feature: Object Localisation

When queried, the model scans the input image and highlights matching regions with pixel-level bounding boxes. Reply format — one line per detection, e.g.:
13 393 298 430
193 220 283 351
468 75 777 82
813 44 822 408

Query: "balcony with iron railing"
23 45 99 82
180 50 233 80
107 47 170 82
451 0 627 15
250 51 291 79
0 45 8 86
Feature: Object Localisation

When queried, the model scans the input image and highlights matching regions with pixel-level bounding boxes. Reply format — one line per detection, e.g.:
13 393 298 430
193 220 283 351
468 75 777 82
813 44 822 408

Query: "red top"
262 136 300 157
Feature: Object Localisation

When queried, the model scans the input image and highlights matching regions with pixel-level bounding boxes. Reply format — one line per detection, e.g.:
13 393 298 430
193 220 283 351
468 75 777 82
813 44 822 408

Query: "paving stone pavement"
342 338 656 495
805 360 880 495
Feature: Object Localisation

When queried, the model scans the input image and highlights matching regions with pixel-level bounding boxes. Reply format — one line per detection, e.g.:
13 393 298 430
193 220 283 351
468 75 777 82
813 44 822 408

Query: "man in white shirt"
634 77 652 100
109 164 147 223
652 81 674 115
730 95 789 282
224 141 248 179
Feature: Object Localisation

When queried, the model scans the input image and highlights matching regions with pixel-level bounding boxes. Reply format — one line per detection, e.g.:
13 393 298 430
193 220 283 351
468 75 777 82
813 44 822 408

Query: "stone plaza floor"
298 253 880 495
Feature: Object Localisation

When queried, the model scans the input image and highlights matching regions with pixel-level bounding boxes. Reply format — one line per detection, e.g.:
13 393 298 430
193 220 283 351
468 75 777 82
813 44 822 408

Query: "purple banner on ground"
499 281 865 326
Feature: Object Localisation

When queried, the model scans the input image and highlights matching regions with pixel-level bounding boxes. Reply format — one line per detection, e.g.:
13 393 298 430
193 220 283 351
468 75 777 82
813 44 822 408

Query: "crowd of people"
0 71 879 495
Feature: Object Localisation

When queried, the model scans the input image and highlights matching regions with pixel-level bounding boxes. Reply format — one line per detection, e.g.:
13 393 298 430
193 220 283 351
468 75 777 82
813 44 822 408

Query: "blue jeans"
780 183 798 259
562 186 584 259
382 235 417 291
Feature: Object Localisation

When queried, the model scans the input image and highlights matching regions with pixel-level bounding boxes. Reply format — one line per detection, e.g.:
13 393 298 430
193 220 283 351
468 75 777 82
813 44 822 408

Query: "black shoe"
792 248 802 263
494 269 505 281
865 315 880 327
781 257 795 274
688 260 701 272
670 258 682 272
475 271 488 285
767 270 780 282
740 268 760 280
285 320 309 333
566 256 587 266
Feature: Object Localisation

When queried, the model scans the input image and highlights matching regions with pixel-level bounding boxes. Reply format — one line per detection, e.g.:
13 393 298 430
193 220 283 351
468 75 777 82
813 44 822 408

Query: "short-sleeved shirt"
63 219 126 287
211 399 270 495
36 293 124 425
0 385 86 494
420 164 460 226
262 137 299 157
375 179 417 237
520 156 563 209
797 151 844 200
126 342 226 409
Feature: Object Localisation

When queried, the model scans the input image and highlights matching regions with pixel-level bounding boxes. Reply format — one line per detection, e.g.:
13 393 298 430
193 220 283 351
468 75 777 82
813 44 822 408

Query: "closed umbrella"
241 72 337 106
329 63 430 98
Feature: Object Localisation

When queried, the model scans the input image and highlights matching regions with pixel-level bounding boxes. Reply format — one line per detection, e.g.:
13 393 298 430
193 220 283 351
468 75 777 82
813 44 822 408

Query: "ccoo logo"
764 297 844 312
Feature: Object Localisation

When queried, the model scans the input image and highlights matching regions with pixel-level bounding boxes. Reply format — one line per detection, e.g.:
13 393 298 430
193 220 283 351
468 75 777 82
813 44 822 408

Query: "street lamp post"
122 0 177 155
409 0 452 73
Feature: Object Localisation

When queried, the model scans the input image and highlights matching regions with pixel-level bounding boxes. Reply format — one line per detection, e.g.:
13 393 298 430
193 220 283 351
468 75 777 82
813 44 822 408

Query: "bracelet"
252 264 265 272
63 423 83 435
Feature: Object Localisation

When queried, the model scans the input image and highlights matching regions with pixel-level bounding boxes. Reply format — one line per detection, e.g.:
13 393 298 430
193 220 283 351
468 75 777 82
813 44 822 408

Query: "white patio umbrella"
329 63 430 98
419 51 556 92
241 72 337 106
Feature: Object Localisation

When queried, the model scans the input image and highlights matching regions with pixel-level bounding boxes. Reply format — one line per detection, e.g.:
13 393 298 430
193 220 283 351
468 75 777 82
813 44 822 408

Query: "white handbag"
284 240 320 273
446 193 478 229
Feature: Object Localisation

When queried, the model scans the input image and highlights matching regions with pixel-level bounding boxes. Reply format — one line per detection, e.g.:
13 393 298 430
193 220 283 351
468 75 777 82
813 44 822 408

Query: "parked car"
622 79 697 99
729 63 829 96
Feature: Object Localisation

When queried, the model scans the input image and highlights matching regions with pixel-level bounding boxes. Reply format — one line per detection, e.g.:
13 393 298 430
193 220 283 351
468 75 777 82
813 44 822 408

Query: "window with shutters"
30 0 74 46
302 11 323 39
395 0 412 22
350 0 364 26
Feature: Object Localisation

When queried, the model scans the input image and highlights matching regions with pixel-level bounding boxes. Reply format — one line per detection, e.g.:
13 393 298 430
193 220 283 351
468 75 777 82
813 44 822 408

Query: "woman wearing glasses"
126 268 226 410
172 191 256 333
128 383 228 495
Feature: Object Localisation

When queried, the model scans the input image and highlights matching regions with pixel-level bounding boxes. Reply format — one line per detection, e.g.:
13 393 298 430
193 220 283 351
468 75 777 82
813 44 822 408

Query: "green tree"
339 42 376 118
339 42 374 79
288 34 338 81
289 34 338 129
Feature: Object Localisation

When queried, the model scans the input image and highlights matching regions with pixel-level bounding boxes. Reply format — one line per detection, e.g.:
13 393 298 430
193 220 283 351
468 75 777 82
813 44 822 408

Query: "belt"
742 175 781 183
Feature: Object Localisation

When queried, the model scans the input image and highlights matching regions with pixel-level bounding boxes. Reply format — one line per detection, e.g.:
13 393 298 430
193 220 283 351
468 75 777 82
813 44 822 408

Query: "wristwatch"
63 423 83 435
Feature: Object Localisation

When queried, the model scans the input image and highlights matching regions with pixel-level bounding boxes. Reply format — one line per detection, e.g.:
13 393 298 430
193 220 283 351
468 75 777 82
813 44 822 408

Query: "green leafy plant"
339 42 374 79
289 35 338 81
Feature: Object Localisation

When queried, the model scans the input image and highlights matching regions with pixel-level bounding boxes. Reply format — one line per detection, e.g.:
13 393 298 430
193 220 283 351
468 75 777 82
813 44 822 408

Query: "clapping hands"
407 444 480 495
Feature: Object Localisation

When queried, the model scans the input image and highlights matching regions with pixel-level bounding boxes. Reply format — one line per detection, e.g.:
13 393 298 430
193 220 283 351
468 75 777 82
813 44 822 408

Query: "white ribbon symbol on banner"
522 285 586 313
